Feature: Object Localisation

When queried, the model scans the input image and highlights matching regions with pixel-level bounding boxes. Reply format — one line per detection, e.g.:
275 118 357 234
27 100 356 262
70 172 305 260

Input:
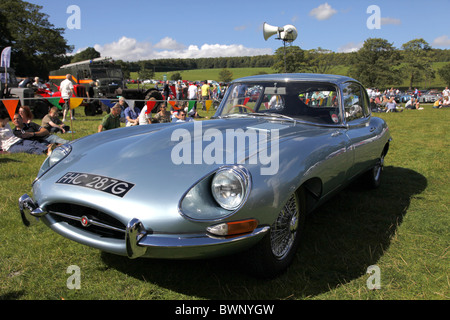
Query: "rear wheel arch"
362 140 390 189
383 141 390 157
301 177 323 214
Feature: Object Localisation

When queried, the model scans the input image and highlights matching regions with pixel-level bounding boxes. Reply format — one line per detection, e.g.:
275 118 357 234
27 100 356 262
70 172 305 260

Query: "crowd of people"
158 79 224 102
434 86 450 109
366 87 450 113
97 97 196 132
97 80 222 132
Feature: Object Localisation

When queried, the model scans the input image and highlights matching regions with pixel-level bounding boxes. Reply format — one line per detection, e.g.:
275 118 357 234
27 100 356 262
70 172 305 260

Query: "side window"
360 87 371 117
342 82 367 122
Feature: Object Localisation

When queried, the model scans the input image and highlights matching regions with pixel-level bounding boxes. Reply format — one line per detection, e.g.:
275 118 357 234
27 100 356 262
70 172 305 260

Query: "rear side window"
342 82 370 121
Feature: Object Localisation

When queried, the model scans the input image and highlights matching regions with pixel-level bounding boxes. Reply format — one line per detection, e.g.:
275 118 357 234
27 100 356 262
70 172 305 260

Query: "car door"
342 81 376 180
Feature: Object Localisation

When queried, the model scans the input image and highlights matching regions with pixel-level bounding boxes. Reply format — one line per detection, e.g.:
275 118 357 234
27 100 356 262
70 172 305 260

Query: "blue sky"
29 0 450 61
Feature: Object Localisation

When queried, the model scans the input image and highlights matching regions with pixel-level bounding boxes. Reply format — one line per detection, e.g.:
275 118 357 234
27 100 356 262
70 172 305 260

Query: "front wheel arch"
242 186 306 278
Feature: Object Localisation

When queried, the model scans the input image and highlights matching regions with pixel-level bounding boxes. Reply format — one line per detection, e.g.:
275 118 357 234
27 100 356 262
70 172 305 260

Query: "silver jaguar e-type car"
19 74 391 277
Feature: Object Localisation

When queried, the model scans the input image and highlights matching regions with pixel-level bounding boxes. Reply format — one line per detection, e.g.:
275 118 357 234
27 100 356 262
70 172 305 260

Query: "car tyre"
244 187 306 278
84 102 96 116
145 88 164 101
363 153 385 188
33 100 49 119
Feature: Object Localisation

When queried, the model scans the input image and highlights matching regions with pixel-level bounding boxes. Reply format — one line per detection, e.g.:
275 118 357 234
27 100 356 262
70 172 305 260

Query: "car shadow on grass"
0 157 21 164
101 166 427 299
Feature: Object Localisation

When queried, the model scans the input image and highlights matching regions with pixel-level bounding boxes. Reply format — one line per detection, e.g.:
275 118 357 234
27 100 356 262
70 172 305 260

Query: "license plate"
56 172 135 198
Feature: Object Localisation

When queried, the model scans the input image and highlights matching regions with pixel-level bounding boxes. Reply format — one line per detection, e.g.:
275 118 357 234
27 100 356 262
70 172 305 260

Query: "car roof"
233 73 356 85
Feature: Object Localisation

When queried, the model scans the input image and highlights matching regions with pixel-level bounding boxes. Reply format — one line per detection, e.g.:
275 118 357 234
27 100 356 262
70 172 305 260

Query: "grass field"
131 67 274 83
0 104 448 300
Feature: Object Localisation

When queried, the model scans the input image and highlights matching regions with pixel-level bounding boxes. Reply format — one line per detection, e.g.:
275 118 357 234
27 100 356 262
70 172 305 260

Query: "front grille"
47 203 126 239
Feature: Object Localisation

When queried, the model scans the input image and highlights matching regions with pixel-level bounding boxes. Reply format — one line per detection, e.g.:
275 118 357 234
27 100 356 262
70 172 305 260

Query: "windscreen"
219 82 342 125
91 66 123 80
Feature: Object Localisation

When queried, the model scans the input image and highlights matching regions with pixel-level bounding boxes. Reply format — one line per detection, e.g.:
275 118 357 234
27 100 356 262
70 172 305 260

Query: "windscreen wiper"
247 112 295 122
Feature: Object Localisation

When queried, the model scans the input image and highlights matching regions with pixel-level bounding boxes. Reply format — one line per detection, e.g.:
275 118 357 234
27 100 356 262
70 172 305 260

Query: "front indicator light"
207 219 258 236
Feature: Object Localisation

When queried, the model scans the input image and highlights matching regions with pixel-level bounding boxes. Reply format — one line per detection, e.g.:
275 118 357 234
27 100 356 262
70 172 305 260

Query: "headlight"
37 144 72 178
211 167 250 210
179 166 251 221
48 144 72 167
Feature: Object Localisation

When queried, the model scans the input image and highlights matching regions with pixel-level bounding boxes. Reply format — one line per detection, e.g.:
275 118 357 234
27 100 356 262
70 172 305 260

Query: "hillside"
130 62 448 89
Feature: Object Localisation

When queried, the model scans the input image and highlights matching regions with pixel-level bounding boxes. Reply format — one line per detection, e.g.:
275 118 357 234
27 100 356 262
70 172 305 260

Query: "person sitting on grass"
41 107 70 133
385 96 403 113
175 110 194 122
12 113 68 146
0 109 53 156
18 105 34 124
153 104 171 123
405 98 422 110
124 102 140 127
442 96 450 108
433 97 443 109
98 104 122 132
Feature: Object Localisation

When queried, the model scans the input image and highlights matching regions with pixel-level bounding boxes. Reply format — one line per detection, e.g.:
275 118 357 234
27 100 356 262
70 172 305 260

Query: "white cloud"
309 3 337 21
432 35 450 47
93 36 152 61
337 42 363 53
381 17 401 25
154 37 186 50
91 36 272 61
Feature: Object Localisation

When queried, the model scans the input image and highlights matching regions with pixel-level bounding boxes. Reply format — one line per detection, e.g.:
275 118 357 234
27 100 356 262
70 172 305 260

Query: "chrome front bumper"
19 194 46 227
19 194 270 259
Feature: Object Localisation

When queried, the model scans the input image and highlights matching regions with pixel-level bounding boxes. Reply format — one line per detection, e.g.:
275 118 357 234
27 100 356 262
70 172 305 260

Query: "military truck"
0 67 51 119
49 58 162 116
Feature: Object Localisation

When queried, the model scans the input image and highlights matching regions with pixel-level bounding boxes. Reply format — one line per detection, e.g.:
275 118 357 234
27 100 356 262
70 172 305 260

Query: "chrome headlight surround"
36 144 72 179
179 165 251 221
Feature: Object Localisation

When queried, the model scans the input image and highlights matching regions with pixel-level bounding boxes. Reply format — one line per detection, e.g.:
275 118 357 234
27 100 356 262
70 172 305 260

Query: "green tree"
305 47 335 74
170 72 182 81
0 12 11 49
71 47 101 63
115 60 130 79
438 63 450 86
0 0 73 78
348 38 402 88
138 69 154 81
137 60 154 80
401 39 435 89
218 68 233 82
272 45 307 73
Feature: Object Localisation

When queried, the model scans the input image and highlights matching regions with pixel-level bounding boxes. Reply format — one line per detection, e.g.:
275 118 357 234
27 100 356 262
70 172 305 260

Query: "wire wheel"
270 193 300 260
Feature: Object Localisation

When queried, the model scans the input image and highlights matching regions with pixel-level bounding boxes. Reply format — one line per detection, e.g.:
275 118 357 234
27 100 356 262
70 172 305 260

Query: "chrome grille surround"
46 203 126 239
